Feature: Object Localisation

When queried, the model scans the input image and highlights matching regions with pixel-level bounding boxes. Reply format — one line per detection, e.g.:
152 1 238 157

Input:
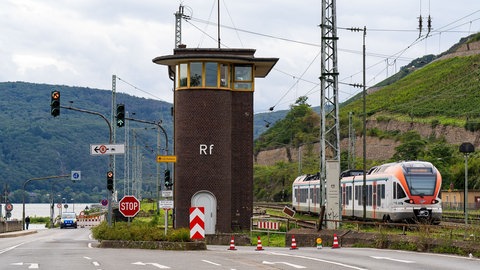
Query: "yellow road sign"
156 155 177 163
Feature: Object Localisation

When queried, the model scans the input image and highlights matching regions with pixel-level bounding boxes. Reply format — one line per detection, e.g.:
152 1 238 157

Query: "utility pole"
319 0 340 229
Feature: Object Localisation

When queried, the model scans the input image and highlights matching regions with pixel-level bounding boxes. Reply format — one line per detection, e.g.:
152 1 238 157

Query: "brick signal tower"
153 47 278 233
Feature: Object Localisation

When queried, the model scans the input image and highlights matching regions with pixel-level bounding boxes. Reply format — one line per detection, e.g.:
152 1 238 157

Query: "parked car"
60 212 77 229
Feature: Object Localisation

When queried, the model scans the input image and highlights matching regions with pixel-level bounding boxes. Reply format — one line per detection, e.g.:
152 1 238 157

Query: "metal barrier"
251 217 288 243
77 215 104 227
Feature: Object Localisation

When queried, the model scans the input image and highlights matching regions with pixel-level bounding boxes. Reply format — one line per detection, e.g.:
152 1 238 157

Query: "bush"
91 221 192 242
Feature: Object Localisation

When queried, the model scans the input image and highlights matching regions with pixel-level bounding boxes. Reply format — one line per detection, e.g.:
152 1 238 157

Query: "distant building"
441 189 480 210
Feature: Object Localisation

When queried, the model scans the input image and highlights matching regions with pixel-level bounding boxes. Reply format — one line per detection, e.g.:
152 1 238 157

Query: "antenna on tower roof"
217 0 221 48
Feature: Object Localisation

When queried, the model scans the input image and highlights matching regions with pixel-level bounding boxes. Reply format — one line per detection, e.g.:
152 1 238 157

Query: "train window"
299 188 308 203
376 184 384 206
394 183 407 199
367 185 373 206
405 174 436 196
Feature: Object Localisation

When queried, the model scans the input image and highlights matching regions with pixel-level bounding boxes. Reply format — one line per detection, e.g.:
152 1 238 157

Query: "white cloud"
1 0 478 112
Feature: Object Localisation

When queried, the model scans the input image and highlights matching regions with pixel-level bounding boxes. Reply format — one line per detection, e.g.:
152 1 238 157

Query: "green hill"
341 53 480 124
0 81 173 203
0 81 287 203
252 33 480 202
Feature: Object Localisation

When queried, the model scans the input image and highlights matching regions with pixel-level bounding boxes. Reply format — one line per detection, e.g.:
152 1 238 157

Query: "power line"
116 77 166 102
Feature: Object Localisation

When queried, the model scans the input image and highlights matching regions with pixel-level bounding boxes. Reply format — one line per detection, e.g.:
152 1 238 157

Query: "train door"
191 191 217 234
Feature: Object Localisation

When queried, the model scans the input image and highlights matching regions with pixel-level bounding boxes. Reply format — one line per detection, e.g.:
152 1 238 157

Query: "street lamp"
459 142 474 228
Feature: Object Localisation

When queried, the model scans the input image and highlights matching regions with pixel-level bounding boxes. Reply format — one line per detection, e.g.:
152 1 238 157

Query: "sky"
1 0 479 113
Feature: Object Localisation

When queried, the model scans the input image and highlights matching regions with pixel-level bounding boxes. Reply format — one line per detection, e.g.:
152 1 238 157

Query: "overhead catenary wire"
183 9 480 112
116 77 166 102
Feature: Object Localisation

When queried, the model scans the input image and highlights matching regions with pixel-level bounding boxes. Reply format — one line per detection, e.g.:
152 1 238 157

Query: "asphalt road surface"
0 227 478 269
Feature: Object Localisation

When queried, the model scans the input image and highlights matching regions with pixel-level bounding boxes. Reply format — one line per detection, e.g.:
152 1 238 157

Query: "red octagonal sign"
119 195 140 217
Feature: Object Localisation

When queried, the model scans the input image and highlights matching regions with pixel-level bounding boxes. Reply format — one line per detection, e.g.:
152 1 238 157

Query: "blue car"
60 212 77 229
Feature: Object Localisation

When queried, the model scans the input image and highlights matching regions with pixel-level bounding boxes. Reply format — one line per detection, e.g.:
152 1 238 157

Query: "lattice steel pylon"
174 5 184 48
319 0 340 223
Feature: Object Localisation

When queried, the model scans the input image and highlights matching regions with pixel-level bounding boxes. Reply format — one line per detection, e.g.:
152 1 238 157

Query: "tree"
392 131 426 160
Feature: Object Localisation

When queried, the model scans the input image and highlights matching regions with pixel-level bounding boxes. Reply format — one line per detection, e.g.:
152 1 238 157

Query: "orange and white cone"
255 236 264 251
227 236 237 250
290 235 298 250
332 233 340 249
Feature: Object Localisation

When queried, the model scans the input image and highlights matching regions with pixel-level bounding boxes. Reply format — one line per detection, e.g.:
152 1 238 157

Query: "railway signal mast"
319 0 341 229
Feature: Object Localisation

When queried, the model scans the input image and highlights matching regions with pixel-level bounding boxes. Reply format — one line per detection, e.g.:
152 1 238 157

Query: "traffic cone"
255 236 264 251
332 233 340 249
227 236 237 250
290 235 298 250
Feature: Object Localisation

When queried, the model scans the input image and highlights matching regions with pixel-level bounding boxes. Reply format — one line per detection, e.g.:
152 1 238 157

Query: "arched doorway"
191 191 217 234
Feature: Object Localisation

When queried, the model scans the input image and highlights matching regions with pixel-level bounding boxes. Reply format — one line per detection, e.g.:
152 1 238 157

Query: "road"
0 227 478 269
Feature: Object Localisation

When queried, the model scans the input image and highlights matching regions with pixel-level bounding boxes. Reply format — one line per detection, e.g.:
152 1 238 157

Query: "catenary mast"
319 0 340 229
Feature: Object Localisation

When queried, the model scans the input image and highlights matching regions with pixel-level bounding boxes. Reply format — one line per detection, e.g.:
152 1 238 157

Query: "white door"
191 191 216 234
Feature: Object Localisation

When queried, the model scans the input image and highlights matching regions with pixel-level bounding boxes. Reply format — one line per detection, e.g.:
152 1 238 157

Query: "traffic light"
107 170 114 191
116 104 125 127
50 91 60 117
164 169 172 189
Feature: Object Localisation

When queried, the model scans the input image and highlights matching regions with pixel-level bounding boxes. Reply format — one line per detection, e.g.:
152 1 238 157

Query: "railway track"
254 202 480 228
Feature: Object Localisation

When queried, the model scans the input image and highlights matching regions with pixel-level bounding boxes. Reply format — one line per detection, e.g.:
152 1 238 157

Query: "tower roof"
153 48 278 78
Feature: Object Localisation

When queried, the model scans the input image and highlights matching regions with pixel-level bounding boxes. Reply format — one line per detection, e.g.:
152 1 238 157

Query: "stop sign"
119 195 140 217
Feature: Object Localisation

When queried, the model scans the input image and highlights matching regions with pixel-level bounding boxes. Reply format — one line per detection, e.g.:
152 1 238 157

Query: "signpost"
90 144 125 155
156 155 177 163
119 195 140 217
71 171 81 181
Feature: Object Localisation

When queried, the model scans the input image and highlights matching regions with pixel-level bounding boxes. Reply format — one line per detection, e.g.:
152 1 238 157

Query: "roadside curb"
0 230 38 238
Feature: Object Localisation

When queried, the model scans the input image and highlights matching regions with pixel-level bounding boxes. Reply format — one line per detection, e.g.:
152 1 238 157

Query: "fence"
251 217 289 243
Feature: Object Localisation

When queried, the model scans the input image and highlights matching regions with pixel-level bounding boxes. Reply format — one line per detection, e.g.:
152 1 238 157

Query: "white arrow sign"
90 144 125 155
132 262 170 269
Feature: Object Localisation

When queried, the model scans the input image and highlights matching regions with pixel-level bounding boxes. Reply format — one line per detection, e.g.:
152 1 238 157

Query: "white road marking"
263 260 306 268
269 252 368 270
132 262 170 269
202 260 221 266
10 262 39 269
1 243 25 254
370 256 414 263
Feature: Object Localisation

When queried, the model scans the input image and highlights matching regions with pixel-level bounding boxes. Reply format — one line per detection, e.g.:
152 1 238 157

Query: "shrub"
91 221 193 242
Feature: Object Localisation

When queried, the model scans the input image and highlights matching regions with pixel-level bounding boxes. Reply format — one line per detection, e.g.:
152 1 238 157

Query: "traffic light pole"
61 105 114 226
124 117 169 213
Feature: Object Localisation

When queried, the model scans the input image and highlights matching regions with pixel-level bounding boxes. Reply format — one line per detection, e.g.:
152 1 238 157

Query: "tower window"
233 65 253 90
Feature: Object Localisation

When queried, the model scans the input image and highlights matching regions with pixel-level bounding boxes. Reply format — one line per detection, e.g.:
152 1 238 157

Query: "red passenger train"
292 161 442 223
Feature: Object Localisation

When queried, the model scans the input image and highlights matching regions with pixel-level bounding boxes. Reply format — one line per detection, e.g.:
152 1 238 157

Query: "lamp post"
459 142 474 228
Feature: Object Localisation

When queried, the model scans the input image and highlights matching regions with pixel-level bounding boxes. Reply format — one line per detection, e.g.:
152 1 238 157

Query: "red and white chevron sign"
189 207 205 240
